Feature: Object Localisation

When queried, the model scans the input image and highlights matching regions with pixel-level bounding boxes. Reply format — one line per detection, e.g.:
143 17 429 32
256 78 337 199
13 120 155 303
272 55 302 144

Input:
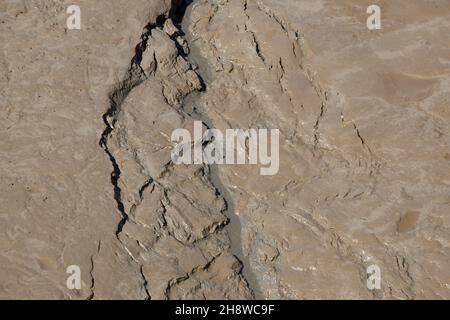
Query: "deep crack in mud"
98 0 257 299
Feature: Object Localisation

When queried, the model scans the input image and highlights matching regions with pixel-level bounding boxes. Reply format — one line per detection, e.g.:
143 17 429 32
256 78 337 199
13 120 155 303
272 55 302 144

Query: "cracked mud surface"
1 0 449 299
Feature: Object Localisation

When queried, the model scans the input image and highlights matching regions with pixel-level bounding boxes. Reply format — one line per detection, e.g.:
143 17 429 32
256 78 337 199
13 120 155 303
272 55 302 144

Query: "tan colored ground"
0 0 449 299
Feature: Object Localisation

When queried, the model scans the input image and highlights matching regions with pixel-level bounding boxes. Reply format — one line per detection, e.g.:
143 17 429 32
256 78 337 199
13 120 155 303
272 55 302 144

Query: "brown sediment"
1 0 449 300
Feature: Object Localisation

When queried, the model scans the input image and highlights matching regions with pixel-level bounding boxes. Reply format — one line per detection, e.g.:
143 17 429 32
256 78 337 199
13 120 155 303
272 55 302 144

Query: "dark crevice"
99 0 256 299
170 0 193 24
99 68 145 236
140 265 151 300
87 240 101 300
98 1 189 237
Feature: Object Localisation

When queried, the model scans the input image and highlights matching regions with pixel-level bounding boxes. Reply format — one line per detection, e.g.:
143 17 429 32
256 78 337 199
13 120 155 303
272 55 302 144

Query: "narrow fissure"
99 16 167 237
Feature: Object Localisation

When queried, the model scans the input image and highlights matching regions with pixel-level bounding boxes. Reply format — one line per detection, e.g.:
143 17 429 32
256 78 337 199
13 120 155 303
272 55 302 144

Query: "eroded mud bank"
99 0 254 299
1 0 449 300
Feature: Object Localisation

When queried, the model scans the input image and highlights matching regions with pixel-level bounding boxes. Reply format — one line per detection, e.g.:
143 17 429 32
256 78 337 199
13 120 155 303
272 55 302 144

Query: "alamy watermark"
171 121 280 176
66 265 81 290
66 4 380 32
66 5 81 30
366 264 381 290
367 5 381 30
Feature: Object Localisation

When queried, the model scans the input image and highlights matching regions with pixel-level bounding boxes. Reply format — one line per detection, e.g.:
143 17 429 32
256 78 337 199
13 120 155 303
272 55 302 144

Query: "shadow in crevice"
170 0 193 25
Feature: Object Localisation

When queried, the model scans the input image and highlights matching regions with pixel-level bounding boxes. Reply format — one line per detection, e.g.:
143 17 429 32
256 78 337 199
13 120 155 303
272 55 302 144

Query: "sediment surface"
0 0 449 299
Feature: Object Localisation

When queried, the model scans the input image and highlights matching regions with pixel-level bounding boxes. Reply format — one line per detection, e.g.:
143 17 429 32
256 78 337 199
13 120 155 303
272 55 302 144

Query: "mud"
0 0 449 299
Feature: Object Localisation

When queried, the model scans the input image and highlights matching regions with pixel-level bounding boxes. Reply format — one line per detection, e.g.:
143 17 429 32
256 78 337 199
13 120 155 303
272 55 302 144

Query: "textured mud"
1 0 449 299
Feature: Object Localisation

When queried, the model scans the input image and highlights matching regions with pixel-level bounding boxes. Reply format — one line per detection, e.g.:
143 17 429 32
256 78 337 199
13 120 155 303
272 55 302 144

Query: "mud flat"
0 0 252 299
181 0 450 299
0 0 449 299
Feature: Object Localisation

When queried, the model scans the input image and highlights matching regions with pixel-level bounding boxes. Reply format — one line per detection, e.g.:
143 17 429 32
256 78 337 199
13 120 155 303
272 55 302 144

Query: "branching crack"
99 14 170 238
98 0 255 300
